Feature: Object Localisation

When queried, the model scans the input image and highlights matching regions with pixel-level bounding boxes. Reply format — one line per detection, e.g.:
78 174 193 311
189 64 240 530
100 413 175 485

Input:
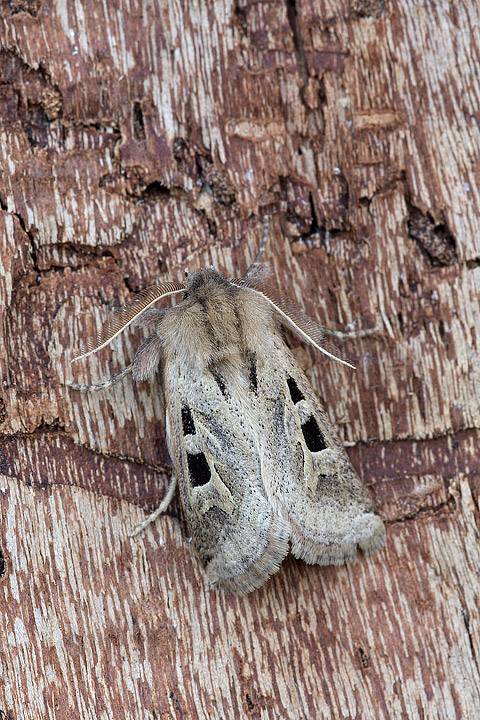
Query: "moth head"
160 267 249 367
182 267 233 303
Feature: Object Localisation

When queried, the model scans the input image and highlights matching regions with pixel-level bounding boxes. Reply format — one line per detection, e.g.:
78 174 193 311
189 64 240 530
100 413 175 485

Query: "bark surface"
1 1 479 719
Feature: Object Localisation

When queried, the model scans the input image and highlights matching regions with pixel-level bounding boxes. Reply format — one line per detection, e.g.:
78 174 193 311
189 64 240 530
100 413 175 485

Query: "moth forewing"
70 263 385 595
254 337 385 567
162 344 291 595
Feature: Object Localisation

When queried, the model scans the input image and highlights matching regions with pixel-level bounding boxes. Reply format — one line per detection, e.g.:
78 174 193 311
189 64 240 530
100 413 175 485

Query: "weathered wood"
1 1 480 718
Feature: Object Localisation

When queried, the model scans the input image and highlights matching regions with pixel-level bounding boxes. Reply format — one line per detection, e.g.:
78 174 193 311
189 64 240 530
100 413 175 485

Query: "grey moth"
70 243 385 595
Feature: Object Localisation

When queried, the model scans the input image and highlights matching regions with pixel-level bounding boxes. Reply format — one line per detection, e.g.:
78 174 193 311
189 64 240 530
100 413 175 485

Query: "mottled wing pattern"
70 263 384 595
255 338 385 566
164 358 290 595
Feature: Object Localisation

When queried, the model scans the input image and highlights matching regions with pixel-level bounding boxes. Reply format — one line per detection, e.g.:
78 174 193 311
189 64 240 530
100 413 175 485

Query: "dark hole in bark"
133 100 146 141
358 647 370 667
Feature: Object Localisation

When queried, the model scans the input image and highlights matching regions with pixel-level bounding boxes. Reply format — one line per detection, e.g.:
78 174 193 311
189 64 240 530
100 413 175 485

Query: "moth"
70 236 385 595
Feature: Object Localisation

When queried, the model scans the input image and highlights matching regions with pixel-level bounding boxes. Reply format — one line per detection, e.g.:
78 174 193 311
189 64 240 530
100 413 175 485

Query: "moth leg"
67 364 132 392
245 216 270 278
130 474 178 537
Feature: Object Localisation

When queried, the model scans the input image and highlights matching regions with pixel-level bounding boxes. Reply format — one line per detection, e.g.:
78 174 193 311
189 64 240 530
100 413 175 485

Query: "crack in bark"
132 101 146 142
0 192 39 274
351 429 480 481
457 591 480 677
6 0 41 16
286 0 309 85
385 493 457 525
284 0 330 233
0 429 173 497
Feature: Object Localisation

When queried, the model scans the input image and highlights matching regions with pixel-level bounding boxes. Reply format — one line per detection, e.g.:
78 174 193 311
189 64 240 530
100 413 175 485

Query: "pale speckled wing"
164 357 290 595
255 337 385 566
70 263 384 594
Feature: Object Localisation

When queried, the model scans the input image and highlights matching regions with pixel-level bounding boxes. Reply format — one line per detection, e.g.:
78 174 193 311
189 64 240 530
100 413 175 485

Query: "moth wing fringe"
208 514 290 596
290 513 385 567
290 535 358 566
356 517 387 555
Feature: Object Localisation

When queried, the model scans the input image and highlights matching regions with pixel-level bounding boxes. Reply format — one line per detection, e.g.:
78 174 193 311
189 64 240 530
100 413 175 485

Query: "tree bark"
1 1 479 718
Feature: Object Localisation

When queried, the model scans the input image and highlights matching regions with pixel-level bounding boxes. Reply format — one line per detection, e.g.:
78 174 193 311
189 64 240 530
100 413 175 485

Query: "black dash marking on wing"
249 357 258 393
211 371 228 397
287 376 305 404
301 416 328 452
182 406 196 435
187 452 211 487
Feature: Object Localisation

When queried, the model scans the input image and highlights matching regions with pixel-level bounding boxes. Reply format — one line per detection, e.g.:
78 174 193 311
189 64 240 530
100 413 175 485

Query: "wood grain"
1 1 479 718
